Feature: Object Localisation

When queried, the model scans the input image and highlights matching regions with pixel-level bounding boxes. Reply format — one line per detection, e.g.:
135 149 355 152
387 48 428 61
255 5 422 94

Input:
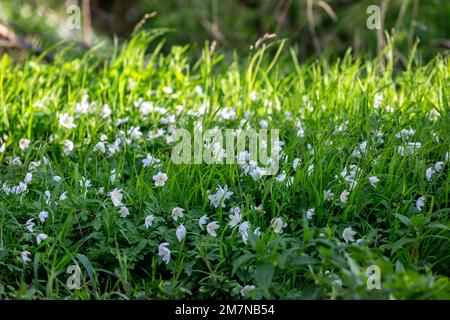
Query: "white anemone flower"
58 113 76 129
198 215 208 229
119 206 129 218
21 251 32 263
306 208 315 220
324 189 334 201
36 233 48 245
176 224 186 242
342 227 356 243
229 211 242 228
340 190 350 203
24 172 33 184
153 172 168 187
38 211 48 223
435 161 444 172
142 154 160 168
144 215 155 229
271 217 287 234
171 207 185 221
158 242 171 264
416 196 425 212
206 221 219 237
240 285 256 297
109 188 123 207
369 176 379 187
425 167 435 181
25 218 35 232
63 139 74 155
19 138 30 151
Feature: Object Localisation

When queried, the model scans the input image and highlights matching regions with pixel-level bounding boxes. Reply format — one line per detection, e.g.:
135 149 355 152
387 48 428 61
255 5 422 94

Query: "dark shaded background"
0 0 448 61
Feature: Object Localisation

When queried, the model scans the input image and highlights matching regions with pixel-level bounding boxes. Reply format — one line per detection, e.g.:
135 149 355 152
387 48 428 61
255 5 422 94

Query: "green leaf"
255 264 274 289
232 253 255 275
395 214 412 227
289 255 318 266
410 214 426 228
392 238 415 253
76 253 96 287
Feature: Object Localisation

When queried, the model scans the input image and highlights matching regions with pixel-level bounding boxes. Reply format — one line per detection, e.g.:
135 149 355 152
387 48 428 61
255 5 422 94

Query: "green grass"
0 32 449 299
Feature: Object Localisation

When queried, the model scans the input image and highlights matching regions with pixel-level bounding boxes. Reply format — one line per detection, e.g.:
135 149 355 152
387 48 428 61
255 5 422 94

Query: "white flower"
11 182 27 194
38 211 48 223
176 224 186 242
306 208 315 220
119 206 129 218
199 215 208 229
425 167 435 181
253 227 261 237
59 191 68 201
206 221 219 237
53 175 62 183
109 169 120 184
142 154 160 168
59 113 76 129
249 167 265 181
369 176 379 187
19 138 30 151
239 221 250 244
342 227 356 243
75 94 91 114
36 233 48 245
373 93 382 109
307 164 314 176
271 217 286 234
208 185 233 208
396 128 415 139
398 142 421 156
171 207 185 221
144 215 154 229
139 101 154 116
162 86 173 95
229 211 242 228
153 172 168 187
158 242 171 264
21 251 31 263
44 190 51 205
340 190 350 203
128 126 143 139
24 172 33 184
276 171 287 183
93 142 106 153
12 157 22 165
324 189 334 201
293 158 301 171
240 285 256 297
0 143 5 153
28 161 40 171
25 218 35 232
416 196 425 212
147 128 165 140
109 188 123 207
102 104 111 118
435 161 444 172
297 127 305 137
63 139 74 155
